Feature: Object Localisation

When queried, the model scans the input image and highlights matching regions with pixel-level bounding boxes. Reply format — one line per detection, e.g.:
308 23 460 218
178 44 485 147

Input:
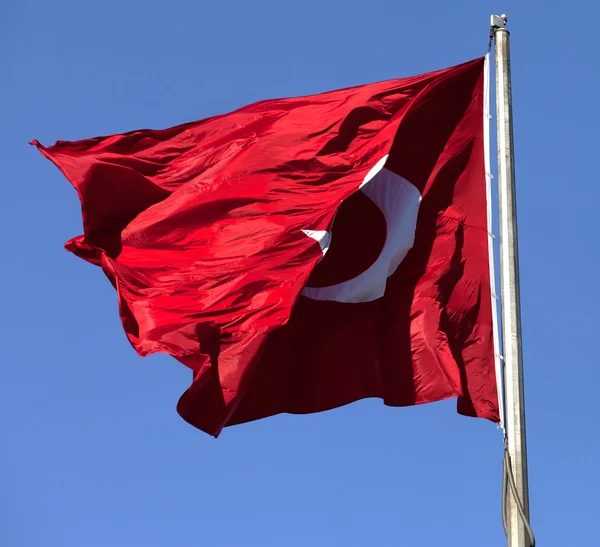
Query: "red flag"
34 57 500 436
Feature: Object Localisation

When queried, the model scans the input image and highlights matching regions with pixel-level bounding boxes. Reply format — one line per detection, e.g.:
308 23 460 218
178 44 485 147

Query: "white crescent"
302 155 422 303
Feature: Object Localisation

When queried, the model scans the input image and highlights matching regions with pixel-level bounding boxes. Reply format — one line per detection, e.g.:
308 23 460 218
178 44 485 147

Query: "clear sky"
3 1 597 545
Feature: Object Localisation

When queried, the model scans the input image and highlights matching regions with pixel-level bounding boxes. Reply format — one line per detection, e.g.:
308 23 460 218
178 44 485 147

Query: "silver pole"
492 15 531 547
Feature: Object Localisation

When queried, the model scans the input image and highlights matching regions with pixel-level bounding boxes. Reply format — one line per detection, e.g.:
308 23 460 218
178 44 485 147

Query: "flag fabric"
34 57 500 436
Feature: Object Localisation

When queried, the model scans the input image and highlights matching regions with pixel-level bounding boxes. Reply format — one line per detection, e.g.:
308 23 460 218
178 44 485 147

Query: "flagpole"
491 14 533 547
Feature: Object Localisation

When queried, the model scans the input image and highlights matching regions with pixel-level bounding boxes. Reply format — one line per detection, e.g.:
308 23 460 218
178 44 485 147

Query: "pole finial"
491 14 508 29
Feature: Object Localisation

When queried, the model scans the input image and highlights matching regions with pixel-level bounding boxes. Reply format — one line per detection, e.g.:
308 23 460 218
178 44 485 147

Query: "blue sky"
3 1 598 545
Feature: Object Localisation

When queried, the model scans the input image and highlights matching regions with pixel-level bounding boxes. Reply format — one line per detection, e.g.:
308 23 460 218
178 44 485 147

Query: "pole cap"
490 14 508 28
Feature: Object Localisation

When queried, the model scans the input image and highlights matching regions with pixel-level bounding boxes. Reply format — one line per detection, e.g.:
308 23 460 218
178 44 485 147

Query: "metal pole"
492 15 531 547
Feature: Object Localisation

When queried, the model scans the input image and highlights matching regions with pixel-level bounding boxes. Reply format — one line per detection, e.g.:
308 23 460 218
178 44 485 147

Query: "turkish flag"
34 56 499 436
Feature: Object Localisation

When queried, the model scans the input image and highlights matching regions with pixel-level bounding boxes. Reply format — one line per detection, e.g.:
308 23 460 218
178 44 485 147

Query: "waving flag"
34 57 499 436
